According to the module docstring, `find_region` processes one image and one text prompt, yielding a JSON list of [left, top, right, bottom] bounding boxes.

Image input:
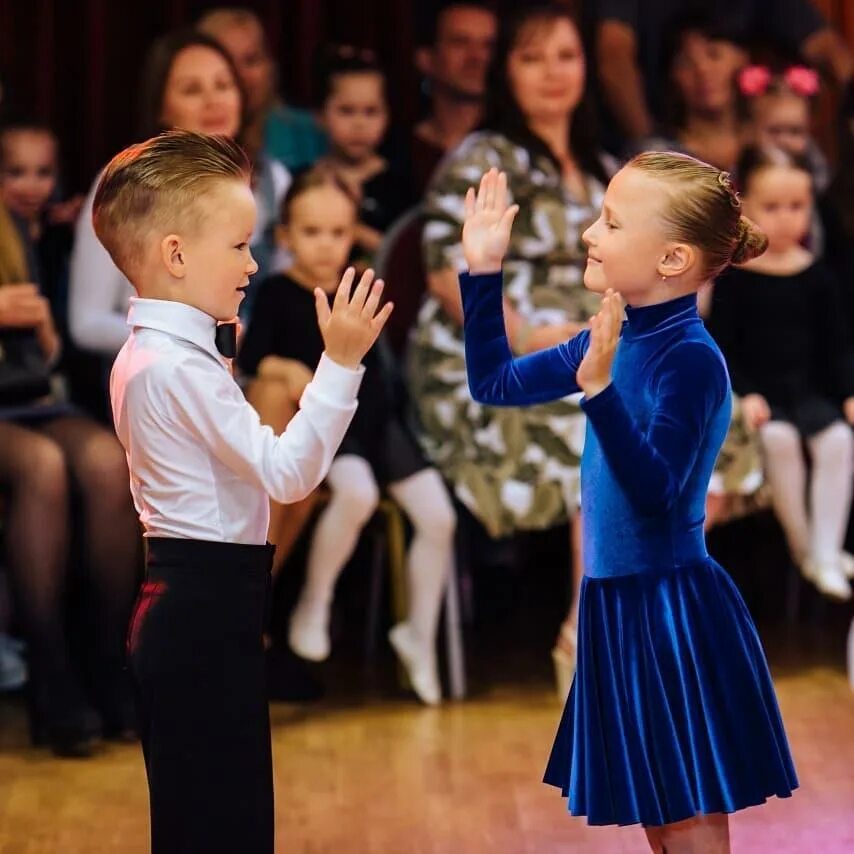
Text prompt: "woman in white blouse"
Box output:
[[69, 29, 289, 358]]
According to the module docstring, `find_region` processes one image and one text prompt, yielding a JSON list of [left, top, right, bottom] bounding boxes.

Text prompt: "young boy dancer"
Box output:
[[96, 130, 392, 853]]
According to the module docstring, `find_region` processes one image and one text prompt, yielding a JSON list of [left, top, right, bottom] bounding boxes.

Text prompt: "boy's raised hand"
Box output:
[[315, 267, 394, 370], [462, 168, 519, 274]]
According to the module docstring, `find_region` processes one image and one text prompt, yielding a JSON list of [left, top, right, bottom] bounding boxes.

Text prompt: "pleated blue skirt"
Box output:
[[543, 558, 798, 827]]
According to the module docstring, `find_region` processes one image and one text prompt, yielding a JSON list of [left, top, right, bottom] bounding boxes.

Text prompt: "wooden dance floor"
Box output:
[[1, 660, 853, 852]]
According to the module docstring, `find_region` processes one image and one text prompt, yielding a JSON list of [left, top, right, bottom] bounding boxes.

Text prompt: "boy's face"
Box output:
[[0, 130, 58, 221], [321, 73, 388, 163], [171, 179, 258, 320], [283, 185, 356, 289]]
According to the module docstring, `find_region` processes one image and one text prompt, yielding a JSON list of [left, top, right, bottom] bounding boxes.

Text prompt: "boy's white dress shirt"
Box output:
[[111, 297, 363, 544]]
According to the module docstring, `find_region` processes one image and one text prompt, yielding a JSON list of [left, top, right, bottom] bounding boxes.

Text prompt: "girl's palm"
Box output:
[[462, 169, 519, 273]]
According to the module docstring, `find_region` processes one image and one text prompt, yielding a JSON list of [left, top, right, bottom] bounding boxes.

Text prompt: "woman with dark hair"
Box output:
[[409, 2, 614, 694], [658, 17, 748, 170], [68, 29, 288, 366]]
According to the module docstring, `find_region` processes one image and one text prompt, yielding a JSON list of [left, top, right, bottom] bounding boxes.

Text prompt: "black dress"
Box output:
[[237, 272, 425, 484], [707, 261, 854, 437]]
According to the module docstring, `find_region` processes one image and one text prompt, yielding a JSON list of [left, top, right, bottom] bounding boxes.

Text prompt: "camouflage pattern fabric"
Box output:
[[408, 132, 606, 538]]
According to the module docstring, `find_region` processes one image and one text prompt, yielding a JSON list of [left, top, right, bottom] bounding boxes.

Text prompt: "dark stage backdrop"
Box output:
[[0, 0, 431, 192], [0, 0, 852, 193]]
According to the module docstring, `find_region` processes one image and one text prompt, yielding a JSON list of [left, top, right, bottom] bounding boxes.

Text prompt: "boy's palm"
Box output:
[[315, 268, 394, 369]]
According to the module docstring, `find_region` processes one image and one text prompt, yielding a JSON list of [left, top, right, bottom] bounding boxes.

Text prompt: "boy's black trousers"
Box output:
[[128, 537, 275, 854]]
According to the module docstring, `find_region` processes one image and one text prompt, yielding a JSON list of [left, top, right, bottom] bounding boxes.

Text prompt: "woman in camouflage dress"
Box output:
[[408, 4, 612, 693]]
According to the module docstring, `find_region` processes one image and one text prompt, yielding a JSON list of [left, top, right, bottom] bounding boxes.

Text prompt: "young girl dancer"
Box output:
[[458, 162, 797, 852]]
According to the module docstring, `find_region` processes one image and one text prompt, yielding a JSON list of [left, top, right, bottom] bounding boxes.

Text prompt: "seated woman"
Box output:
[[0, 199, 140, 758]]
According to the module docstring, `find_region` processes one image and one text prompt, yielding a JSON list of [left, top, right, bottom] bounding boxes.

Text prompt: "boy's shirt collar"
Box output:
[[127, 297, 225, 365]]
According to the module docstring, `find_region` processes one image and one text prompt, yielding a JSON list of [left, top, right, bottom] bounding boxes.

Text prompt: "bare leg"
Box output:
[[246, 377, 318, 577], [645, 814, 731, 853]]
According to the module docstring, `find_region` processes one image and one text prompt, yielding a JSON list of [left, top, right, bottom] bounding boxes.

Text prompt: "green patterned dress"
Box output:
[[408, 132, 607, 538]]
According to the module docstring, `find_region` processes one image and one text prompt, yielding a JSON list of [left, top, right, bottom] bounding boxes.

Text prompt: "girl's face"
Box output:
[[0, 130, 58, 221], [506, 17, 585, 125], [671, 31, 745, 116], [582, 167, 681, 302], [283, 184, 357, 287], [750, 92, 811, 156], [321, 73, 388, 164], [741, 165, 812, 252], [160, 45, 242, 138]]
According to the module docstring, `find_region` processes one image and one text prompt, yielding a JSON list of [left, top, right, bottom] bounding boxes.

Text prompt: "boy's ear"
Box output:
[[275, 224, 290, 249], [161, 234, 187, 279]]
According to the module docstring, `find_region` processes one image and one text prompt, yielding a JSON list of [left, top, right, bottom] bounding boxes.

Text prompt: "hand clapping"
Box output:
[[576, 289, 623, 398], [315, 267, 394, 370]]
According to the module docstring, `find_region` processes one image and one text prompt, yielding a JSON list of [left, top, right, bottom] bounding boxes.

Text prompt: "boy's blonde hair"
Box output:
[[628, 151, 768, 279], [92, 130, 250, 279]]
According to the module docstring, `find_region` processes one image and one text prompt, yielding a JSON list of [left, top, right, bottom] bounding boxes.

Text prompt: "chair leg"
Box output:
[[444, 557, 467, 700], [364, 523, 386, 673], [454, 521, 475, 625], [784, 560, 801, 627]]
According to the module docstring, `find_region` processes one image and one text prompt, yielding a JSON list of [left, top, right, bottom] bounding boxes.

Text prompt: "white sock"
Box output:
[[807, 421, 853, 565], [759, 421, 810, 564], [388, 468, 456, 649], [299, 455, 379, 612]]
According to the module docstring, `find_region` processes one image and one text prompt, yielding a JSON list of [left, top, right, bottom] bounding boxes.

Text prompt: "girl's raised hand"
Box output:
[[461, 168, 519, 274]]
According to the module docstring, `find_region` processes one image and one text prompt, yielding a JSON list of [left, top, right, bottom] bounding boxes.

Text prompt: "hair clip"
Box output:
[[717, 171, 742, 209], [738, 65, 772, 97], [784, 66, 819, 97]]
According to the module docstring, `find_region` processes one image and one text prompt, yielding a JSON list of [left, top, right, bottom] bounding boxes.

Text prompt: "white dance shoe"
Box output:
[[288, 603, 331, 662], [389, 622, 441, 706], [802, 557, 852, 601]]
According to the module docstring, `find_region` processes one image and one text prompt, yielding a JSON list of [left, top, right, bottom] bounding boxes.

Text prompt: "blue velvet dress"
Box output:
[[460, 272, 797, 827]]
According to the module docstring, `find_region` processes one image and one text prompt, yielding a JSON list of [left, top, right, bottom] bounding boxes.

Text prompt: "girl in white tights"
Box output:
[[709, 146, 854, 599], [238, 168, 455, 704]]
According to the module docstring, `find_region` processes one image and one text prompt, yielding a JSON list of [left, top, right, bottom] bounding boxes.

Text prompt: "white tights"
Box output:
[[298, 456, 455, 647], [759, 420, 853, 566]]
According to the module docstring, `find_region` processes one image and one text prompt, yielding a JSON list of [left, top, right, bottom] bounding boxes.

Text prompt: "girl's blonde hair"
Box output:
[[628, 151, 767, 278]]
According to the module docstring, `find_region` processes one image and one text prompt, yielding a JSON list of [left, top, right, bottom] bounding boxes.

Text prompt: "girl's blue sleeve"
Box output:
[[460, 271, 588, 406]]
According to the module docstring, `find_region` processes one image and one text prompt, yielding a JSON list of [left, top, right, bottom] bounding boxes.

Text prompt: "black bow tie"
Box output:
[[214, 323, 238, 358]]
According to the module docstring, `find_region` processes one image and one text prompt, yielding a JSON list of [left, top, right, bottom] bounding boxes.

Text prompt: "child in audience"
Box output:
[[0, 121, 104, 414], [312, 45, 415, 268], [239, 168, 454, 705], [708, 145, 854, 600], [738, 64, 828, 253]]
